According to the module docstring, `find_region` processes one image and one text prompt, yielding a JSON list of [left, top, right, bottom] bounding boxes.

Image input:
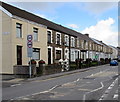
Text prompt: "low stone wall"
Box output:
[[13, 65, 36, 78], [44, 64, 61, 75], [13, 64, 62, 78]]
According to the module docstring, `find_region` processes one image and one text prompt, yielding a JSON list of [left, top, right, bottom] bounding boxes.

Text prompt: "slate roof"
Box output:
[[1, 2, 82, 38], [0, 2, 107, 43]]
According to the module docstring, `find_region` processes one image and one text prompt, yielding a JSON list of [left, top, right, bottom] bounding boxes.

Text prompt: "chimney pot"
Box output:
[[85, 34, 89, 37]]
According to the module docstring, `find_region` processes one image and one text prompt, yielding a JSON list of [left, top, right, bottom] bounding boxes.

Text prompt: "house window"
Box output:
[[16, 23, 22, 38], [89, 43, 92, 50], [47, 31, 52, 43], [56, 33, 61, 45], [96, 45, 98, 50], [33, 48, 40, 60], [64, 35, 69, 46], [81, 41, 84, 49], [71, 37, 75, 47], [86, 42, 88, 49], [77, 38, 79, 48], [100, 46, 102, 51], [71, 50, 75, 61], [56, 50, 61, 60], [33, 27, 38, 41]]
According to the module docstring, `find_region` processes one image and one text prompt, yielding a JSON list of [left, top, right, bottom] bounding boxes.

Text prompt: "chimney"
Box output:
[[100, 41, 102, 43], [85, 34, 89, 37]]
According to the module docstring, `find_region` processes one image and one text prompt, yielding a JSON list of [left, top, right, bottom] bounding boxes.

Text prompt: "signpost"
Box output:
[[27, 35, 33, 78]]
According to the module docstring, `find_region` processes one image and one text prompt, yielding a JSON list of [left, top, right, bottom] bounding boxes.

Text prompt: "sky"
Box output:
[[3, 1, 119, 47]]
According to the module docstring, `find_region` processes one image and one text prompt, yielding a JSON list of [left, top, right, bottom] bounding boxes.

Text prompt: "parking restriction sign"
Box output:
[[27, 41, 32, 48], [27, 35, 33, 57], [27, 35, 33, 41]]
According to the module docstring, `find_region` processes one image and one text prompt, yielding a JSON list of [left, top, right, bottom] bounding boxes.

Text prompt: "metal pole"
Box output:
[[29, 57, 32, 78]]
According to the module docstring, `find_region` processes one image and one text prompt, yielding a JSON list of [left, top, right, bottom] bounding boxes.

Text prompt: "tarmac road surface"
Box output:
[[2, 64, 119, 101]]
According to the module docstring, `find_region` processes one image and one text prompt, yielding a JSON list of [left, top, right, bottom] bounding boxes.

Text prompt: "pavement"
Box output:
[[2, 64, 107, 83]]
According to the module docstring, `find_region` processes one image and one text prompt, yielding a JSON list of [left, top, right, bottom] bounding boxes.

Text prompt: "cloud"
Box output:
[[67, 24, 79, 29], [74, 2, 117, 15], [84, 2, 116, 14], [81, 18, 118, 47], [9, 2, 64, 13]]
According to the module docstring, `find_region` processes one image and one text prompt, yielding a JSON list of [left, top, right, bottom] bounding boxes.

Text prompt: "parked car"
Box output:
[[110, 60, 118, 66]]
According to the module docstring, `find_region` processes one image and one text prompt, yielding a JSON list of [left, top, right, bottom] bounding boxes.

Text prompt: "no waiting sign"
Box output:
[[27, 35, 33, 41], [27, 35, 33, 57]]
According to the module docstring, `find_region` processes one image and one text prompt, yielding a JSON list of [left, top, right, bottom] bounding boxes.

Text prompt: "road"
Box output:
[[2, 64, 119, 101]]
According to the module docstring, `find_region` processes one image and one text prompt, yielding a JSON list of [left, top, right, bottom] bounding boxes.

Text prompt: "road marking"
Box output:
[[108, 87, 112, 89], [11, 84, 21, 87], [62, 78, 80, 87], [83, 81, 104, 101], [33, 65, 108, 83], [99, 77, 118, 101], [113, 94, 118, 99], [10, 85, 60, 100], [86, 82, 91, 83], [78, 88, 91, 91]]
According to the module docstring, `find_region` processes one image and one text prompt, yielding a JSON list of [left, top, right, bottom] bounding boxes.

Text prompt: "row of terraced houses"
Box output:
[[1, 2, 113, 74]]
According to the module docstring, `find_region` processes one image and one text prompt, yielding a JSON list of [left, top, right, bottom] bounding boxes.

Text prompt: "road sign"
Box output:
[[27, 41, 33, 48], [27, 35, 33, 78], [27, 35, 33, 41], [27, 35, 33, 57]]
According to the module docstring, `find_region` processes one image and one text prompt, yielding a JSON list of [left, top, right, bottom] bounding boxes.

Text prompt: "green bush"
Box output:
[[70, 63, 77, 70], [90, 62, 98, 66]]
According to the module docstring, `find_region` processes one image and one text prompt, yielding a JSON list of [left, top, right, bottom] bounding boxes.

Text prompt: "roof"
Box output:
[[1, 2, 84, 37], [91, 38, 104, 45], [1, 2, 108, 43], [109, 45, 118, 50]]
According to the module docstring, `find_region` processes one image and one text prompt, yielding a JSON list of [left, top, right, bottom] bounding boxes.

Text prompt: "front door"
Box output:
[[48, 48, 51, 64], [17, 45, 22, 65]]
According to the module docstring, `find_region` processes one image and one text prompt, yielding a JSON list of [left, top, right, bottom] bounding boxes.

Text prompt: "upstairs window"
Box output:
[[33, 27, 38, 41], [16, 23, 22, 38], [77, 38, 80, 48], [71, 37, 75, 47], [85, 41, 88, 49], [89, 43, 92, 50], [56, 33, 61, 45], [64, 35, 69, 46], [81, 40, 84, 49], [47, 31, 52, 43]]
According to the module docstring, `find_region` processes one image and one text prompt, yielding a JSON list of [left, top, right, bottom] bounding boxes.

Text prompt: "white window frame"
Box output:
[[71, 36, 75, 47], [64, 35, 69, 46], [16, 23, 22, 38], [55, 47, 62, 60], [86, 41, 88, 49], [48, 46, 53, 64], [89, 42, 92, 50], [32, 48, 40, 60], [81, 40, 84, 49], [77, 38, 80, 48], [47, 29, 53, 43], [33, 27, 38, 41], [56, 32, 61, 45], [65, 48, 69, 59]]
